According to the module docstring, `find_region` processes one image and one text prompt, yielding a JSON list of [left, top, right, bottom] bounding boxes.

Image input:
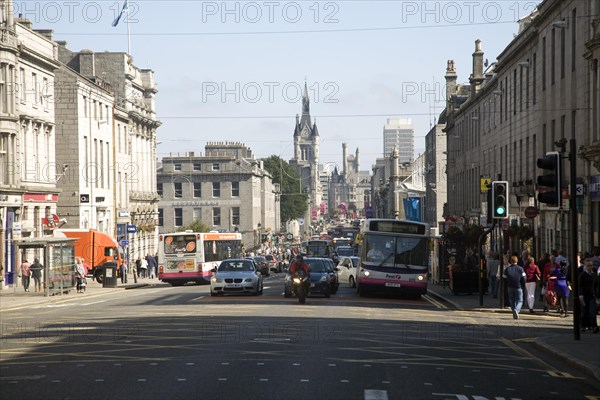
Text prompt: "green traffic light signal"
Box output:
[[491, 181, 509, 219]]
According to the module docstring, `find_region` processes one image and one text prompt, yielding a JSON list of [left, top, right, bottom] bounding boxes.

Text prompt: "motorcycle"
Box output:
[[292, 270, 309, 304]]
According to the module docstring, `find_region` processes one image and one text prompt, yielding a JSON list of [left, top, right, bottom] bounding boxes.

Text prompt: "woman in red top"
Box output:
[[543, 255, 559, 312], [523, 256, 541, 313]]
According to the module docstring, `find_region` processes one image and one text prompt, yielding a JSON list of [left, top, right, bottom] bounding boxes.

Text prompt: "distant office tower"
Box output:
[[383, 118, 414, 163]]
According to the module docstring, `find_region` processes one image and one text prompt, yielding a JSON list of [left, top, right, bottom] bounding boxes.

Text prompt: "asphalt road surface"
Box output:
[[2, 274, 599, 400]]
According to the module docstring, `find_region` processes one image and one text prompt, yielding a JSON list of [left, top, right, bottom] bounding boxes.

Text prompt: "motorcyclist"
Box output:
[[289, 254, 311, 296], [289, 254, 310, 276]]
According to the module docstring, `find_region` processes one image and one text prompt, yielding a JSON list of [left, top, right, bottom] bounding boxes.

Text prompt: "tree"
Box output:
[[261, 155, 308, 224], [176, 220, 211, 233]]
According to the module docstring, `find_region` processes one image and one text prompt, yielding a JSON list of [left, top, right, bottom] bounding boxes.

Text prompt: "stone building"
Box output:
[[55, 45, 161, 259], [157, 143, 280, 248], [424, 120, 447, 232], [443, 0, 600, 254], [328, 143, 370, 220], [0, 6, 60, 286]]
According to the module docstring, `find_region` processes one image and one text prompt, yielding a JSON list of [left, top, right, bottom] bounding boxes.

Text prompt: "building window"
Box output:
[[174, 182, 183, 198], [193, 163, 201, 171], [193, 208, 202, 221], [193, 182, 201, 198], [158, 209, 164, 226], [232, 181, 239, 197], [212, 163, 220, 171], [212, 182, 220, 197], [551, 28, 556, 85], [157, 182, 163, 197], [213, 207, 221, 226], [174, 163, 182, 171], [232, 207, 240, 226], [174, 208, 183, 227], [542, 36, 546, 91]]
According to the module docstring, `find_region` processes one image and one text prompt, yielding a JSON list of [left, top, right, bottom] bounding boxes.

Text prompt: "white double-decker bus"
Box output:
[[357, 219, 430, 298], [158, 231, 242, 286]]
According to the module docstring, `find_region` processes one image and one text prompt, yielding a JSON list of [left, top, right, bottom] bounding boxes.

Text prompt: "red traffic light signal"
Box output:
[[536, 151, 561, 208]]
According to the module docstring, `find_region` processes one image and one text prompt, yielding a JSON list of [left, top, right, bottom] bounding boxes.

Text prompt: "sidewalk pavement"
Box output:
[[428, 282, 600, 382], [0, 276, 151, 311], [1, 277, 598, 381]]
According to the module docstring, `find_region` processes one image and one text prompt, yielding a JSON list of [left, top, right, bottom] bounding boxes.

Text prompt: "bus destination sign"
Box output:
[[369, 220, 426, 235]]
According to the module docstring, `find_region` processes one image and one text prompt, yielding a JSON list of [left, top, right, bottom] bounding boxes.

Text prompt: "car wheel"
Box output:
[[210, 290, 217, 296], [349, 276, 356, 288]]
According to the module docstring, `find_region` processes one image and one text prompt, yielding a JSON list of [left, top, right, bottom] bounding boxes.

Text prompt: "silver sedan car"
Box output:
[[210, 259, 263, 296]]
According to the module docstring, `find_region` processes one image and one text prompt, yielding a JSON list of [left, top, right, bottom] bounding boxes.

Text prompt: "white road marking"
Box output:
[[186, 363, 195, 366], [364, 389, 389, 400], [138, 379, 146, 382], [113, 363, 121, 366], [218, 378, 227, 381], [257, 363, 264, 366], [381, 381, 390, 384], [95, 379, 104, 382], [149, 363, 158, 366], [329, 364, 336, 367], [190, 296, 204, 301], [364, 364, 372, 367], [52, 380, 61, 383], [177, 378, 186, 382], [293, 363, 301, 366], [424, 383, 433, 386], [0, 375, 46, 381], [300, 379, 309, 382], [38, 365, 47, 368], [341, 380, 349, 383], [221, 362, 229, 365], [260, 379, 268, 382]]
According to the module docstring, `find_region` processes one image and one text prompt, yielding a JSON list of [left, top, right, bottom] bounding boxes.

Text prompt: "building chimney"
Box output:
[[445, 60, 457, 112], [470, 39, 484, 97]]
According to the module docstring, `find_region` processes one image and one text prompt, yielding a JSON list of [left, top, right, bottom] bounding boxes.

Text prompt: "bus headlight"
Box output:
[[417, 274, 425, 281], [363, 270, 370, 277]]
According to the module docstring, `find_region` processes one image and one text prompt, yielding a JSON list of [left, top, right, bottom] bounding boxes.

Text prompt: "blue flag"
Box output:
[[112, 0, 129, 27]]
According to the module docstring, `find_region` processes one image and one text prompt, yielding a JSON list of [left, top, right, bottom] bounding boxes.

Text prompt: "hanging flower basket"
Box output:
[[518, 225, 534, 241], [443, 226, 464, 244]]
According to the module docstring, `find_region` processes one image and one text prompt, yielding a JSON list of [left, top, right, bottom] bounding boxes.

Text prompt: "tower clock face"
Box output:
[[302, 127, 308, 136]]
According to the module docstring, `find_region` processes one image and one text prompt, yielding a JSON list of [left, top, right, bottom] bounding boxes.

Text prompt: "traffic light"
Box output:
[[536, 151, 561, 208], [491, 181, 509, 219]]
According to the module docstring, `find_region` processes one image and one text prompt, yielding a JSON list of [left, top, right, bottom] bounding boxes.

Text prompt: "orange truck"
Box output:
[[55, 229, 124, 283]]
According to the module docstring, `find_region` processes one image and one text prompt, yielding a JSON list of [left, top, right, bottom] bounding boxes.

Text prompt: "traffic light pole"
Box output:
[[478, 219, 497, 307], [569, 139, 580, 341]]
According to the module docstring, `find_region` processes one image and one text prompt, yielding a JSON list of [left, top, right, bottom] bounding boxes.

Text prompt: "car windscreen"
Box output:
[[306, 259, 327, 272], [218, 261, 254, 272]]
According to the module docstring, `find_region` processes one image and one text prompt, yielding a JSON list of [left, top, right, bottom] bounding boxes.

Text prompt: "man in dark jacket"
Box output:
[[579, 257, 599, 333], [503, 255, 526, 319]]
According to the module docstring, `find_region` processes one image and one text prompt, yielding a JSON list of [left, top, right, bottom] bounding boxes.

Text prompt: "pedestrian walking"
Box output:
[[30, 258, 43, 292], [487, 252, 500, 299], [523, 255, 541, 313], [20, 259, 31, 292], [579, 257, 599, 333], [553, 261, 571, 317], [75, 257, 87, 293], [120, 260, 128, 284], [503, 255, 526, 319], [140, 257, 148, 278], [146, 254, 157, 279]]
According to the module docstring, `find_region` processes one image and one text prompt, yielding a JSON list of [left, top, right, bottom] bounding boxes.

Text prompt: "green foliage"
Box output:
[[176, 220, 211, 233], [443, 226, 464, 244], [463, 224, 483, 248], [261, 155, 308, 224]]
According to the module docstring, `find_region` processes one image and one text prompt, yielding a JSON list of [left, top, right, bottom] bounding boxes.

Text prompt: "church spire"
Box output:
[[302, 81, 310, 115]]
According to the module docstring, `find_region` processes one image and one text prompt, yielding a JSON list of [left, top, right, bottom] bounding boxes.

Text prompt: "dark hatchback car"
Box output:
[[246, 256, 269, 276], [284, 257, 338, 298]]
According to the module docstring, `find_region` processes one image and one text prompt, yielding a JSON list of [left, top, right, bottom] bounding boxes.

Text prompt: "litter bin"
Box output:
[[102, 262, 118, 288]]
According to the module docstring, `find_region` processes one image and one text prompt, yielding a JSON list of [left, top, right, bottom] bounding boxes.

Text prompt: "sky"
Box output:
[[16, 0, 541, 170]]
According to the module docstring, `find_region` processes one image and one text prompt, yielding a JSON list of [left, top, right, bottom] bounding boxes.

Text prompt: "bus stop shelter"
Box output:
[[13, 237, 77, 297]]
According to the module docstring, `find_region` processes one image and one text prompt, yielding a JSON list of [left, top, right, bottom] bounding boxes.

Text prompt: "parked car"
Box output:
[[246, 256, 269, 276], [337, 256, 359, 288], [284, 257, 338, 298], [210, 259, 263, 296], [264, 254, 282, 273]]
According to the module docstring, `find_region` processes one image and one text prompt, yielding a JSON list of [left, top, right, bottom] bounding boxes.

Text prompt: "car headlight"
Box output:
[[319, 275, 327, 282], [212, 277, 222, 283], [244, 278, 254, 283]]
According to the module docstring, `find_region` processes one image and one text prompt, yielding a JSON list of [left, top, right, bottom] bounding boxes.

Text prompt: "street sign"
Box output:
[[298, 218, 304, 226], [576, 184, 584, 196], [127, 224, 137, 233], [286, 233, 293, 241], [80, 194, 90, 203], [524, 206, 539, 219], [480, 177, 491, 191], [120, 240, 129, 246]]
